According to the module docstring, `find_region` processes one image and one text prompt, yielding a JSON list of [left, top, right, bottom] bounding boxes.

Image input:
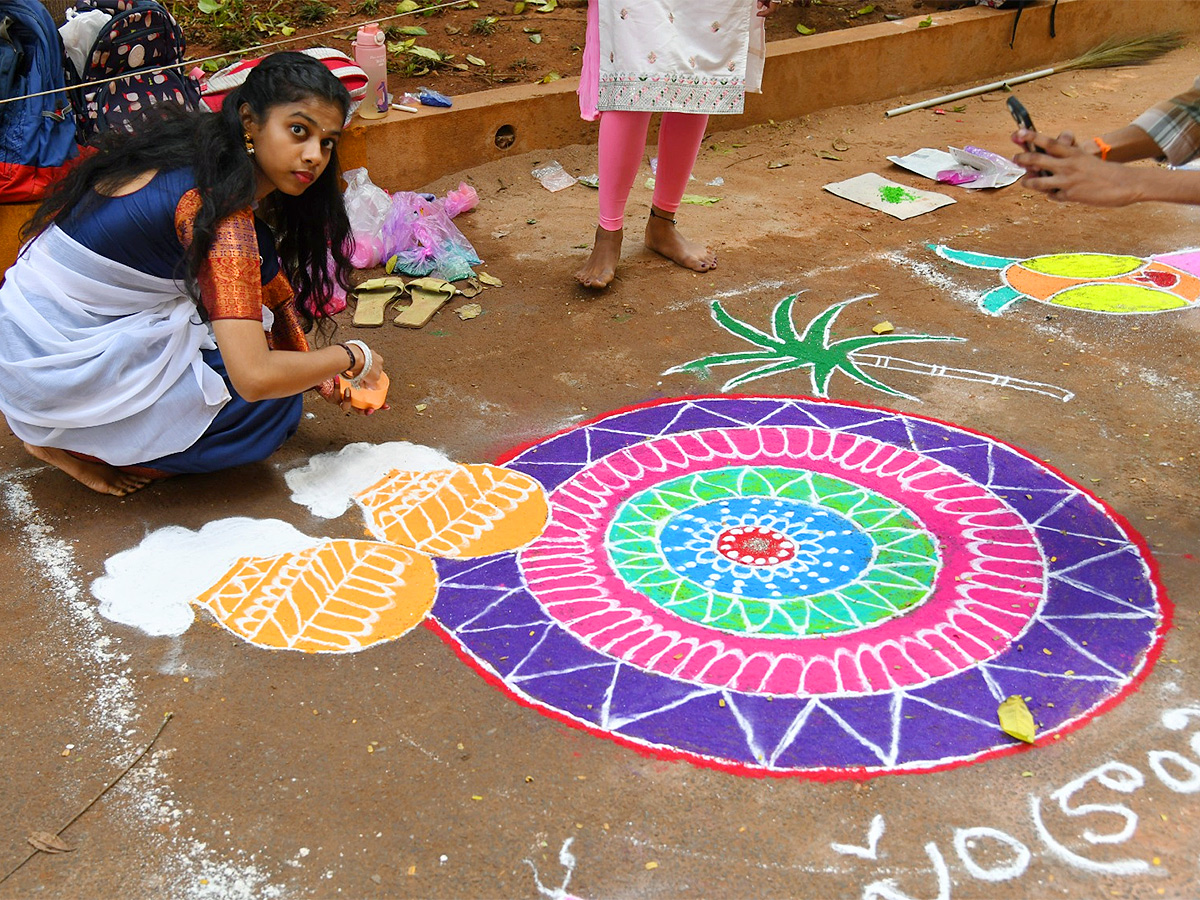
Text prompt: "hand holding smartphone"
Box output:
[[1007, 95, 1049, 176], [1007, 96, 1036, 150]]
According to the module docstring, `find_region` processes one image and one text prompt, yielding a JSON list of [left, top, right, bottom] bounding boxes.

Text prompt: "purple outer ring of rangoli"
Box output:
[[427, 396, 1170, 778]]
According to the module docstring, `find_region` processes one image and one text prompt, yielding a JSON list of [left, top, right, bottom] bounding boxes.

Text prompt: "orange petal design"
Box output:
[[355, 464, 548, 558], [194, 540, 437, 653]]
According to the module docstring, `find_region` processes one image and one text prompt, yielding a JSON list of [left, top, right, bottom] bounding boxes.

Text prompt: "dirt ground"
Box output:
[[179, 0, 938, 99], [3, 26, 1200, 900]]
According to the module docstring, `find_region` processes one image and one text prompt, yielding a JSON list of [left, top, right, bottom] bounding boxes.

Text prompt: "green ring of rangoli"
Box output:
[[605, 466, 940, 638]]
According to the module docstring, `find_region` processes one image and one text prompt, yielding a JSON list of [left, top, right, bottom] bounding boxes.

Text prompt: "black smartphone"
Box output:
[[1007, 96, 1036, 151]]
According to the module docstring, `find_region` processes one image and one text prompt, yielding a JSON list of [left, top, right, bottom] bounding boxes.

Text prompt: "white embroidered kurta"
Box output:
[[595, 1, 767, 115]]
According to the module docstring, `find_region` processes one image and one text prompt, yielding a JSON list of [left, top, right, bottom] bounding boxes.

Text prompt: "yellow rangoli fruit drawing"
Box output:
[[195, 539, 437, 652], [355, 464, 548, 558]]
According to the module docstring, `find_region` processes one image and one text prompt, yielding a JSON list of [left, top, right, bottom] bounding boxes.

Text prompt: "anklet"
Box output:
[[649, 208, 677, 225]]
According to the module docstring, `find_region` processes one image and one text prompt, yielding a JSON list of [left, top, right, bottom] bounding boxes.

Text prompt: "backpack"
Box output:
[[199, 47, 368, 115], [65, 0, 200, 141], [976, 0, 1060, 48], [0, 0, 79, 202]]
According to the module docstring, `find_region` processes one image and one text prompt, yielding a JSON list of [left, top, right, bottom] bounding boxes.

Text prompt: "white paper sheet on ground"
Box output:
[[92, 518, 323, 636], [887, 146, 1024, 189], [285, 440, 456, 518], [823, 173, 955, 220]]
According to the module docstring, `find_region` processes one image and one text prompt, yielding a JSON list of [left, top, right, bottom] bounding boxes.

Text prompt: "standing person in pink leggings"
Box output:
[[575, 0, 780, 289]]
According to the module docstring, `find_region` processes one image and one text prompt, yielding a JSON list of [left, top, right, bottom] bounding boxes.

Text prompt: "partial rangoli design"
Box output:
[[665, 294, 1072, 402], [935, 245, 1200, 315], [356, 464, 548, 557], [94, 464, 549, 654], [428, 397, 1168, 776], [196, 539, 437, 652]]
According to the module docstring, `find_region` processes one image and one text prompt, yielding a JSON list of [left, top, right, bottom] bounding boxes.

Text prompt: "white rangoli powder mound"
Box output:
[[285, 441, 456, 518], [92, 518, 321, 636]]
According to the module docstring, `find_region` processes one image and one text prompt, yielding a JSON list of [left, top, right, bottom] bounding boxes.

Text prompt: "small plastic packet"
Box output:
[[444, 181, 479, 217], [417, 87, 453, 108], [381, 191, 482, 283], [531, 161, 577, 192]]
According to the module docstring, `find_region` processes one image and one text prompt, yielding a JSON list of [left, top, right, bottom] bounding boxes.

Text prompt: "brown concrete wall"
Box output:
[[4, 0, 1199, 274]]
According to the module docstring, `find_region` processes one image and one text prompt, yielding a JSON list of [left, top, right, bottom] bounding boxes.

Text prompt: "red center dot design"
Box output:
[[716, 526, 794, 566]]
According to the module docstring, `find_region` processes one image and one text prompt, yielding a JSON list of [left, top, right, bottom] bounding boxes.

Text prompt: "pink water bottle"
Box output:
[[354, 23, 388, 119]]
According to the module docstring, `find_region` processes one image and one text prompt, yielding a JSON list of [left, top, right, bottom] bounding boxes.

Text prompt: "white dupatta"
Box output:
[[0, 226, 230, 465]]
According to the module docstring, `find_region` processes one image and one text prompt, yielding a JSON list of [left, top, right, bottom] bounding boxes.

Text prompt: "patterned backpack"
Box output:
[[975, 0, 1059, 47], [65, 0, 200, 141]]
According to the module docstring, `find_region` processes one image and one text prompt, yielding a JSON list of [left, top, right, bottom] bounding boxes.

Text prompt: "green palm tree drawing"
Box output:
[[665, 293, 1073, 403]]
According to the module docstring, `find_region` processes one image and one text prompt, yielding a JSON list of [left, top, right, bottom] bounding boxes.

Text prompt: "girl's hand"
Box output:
[[756, 0, 781, 17], [359, 348, 385, 391], [325, 345, 389, 415]]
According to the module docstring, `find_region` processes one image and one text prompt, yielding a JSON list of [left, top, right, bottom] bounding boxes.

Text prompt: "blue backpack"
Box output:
[[66, 0, 200, 140], [0, 0, 79, 202]]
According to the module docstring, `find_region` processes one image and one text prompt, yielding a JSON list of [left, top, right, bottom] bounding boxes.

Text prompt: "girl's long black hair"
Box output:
[[23, 52, 353, 331]]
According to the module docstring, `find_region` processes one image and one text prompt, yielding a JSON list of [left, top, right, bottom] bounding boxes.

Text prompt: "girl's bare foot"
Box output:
[[645, 206, 717, 273], [23, 442, 153, 496], [575, 225, 623, 289]]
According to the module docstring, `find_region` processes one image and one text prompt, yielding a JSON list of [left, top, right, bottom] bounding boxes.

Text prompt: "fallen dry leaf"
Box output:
[[998, 695, 1037, 744], [27, 831, 73, 853]]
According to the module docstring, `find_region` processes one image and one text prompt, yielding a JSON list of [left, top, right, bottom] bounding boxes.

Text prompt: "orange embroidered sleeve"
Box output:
[[175, 191, 309, 353], [263, 272, 309, 352], [174, 191, 263, 322]]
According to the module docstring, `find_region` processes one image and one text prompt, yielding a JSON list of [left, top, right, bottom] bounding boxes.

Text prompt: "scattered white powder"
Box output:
[[3, 478, 286, 898]]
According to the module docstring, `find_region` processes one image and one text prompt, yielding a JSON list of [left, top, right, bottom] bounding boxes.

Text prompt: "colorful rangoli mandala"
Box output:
[[429, 397, 1169, 777]]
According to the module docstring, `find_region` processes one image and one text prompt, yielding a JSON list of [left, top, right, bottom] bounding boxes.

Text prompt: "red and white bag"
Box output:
[[199, 47, 368, 114]]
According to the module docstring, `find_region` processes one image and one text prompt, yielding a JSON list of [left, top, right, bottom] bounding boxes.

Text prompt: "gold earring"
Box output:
[[243, 130, 255, 156]]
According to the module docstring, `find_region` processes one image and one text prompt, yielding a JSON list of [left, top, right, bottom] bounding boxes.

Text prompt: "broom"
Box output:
[[884, 31, 1187, 118]]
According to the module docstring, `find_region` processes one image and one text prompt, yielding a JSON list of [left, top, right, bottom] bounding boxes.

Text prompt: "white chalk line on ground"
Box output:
[[1, 475, 286, 899]]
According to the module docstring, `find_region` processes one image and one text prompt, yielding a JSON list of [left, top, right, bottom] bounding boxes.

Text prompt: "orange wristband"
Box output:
[[1093, 136, 1113, 161]]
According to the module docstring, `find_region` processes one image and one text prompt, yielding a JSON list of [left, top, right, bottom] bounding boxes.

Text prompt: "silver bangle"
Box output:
[[343, 340, 373, 389]]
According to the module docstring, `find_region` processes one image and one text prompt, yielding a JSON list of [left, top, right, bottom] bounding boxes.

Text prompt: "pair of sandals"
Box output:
[[351, 276, 458, 329]]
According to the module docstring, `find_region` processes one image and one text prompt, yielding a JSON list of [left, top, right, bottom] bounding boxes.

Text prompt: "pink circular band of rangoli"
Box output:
[[517, 427, 1046, 697]]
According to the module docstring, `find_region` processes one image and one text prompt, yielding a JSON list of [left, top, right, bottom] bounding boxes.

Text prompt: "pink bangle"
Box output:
[[1093, 137, 1113, 161]]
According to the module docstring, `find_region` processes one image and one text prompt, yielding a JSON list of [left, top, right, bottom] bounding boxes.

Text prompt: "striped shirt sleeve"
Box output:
[[1131, 76, 1200, 166]]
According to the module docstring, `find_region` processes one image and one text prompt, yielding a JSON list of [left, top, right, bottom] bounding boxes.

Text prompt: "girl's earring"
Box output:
[[243, 130, 255, 156]]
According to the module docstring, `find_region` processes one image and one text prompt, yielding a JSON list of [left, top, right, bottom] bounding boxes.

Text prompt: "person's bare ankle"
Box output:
[[575, 225, 623, 289], [23, 442, 152, 496], [645, 208, 716, 273]]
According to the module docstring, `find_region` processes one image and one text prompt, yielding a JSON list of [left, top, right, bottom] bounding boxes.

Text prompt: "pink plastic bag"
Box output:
[[444, 181, 479, 218], [381, 191, 482, 282], [342, 167, 392, 269]]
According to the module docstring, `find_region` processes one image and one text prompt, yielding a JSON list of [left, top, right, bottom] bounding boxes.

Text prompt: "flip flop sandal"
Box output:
[[351, 277, 409, 327], [393, 277, 455, 328], [455, 277, 483, 299], [356, 276, 408, 293]]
